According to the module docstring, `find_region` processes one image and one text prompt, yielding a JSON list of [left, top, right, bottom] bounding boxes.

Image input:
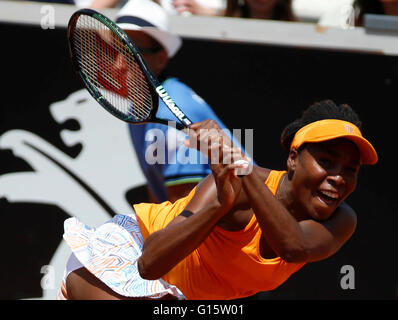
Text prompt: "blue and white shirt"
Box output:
[[129, 77, 248, 202]]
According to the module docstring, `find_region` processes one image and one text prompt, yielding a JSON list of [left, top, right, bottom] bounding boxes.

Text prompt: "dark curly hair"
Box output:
[[280, 100, 362, 151]]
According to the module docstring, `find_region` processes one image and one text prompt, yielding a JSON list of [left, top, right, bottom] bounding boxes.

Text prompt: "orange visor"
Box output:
[[290, 119, 378, 165]]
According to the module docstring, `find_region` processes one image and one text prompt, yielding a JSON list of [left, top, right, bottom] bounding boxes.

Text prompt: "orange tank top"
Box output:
[[134, 170, 305, 300]]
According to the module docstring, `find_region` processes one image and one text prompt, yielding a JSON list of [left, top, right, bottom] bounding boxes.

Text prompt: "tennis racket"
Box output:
[[67, 9, 192, 130]]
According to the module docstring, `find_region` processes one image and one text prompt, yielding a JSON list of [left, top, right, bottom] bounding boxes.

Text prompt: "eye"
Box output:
[[345, 166, 359, 174], [318, 157, 332, 168]]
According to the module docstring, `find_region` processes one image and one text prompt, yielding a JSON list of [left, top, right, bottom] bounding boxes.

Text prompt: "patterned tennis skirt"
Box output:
[[57, 213, 185, 300]]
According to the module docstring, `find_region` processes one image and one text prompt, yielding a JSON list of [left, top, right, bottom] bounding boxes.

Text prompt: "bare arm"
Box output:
[[137, 118, 358, 280], [183, 119, 357, 264], [241, 170, 357, 263], [138, 175, 223, 280], [138, 124, 245, 280]]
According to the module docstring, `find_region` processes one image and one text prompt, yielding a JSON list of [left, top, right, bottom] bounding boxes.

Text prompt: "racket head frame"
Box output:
[[67, 9, 190, 129]]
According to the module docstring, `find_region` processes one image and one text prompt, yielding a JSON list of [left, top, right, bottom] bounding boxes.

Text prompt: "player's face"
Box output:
[[289, 138, 360, 221]]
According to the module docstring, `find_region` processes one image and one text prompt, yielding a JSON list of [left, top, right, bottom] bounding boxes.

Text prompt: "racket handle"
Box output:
[[175, 122, 186, 130]]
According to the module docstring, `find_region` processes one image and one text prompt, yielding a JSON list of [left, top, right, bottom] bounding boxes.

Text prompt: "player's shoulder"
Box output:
[[335, 201, 357, 222], [253, 166, 272, 181]]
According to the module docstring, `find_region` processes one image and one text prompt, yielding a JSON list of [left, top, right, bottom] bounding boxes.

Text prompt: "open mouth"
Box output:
[[317, 190, 339, 206]]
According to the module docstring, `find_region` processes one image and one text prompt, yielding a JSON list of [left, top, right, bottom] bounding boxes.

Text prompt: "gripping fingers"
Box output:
[[232, 158, 252, 177]]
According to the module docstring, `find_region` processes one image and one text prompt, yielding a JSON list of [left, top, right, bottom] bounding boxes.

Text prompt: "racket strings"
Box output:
[[72, 15, 153, 121]]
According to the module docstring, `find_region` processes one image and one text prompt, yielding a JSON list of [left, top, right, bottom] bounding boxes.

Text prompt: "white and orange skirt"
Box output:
[[57, 213, 185, 300]]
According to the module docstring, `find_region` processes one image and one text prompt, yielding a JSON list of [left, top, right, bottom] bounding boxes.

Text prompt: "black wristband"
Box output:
[[179, 210, 194, 218]]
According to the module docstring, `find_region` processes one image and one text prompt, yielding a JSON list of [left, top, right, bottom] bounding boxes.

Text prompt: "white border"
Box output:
[[0, 1, 397, 56]]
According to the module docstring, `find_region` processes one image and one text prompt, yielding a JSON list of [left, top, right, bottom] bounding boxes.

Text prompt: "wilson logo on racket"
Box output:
[[156, 86, 192, 125]]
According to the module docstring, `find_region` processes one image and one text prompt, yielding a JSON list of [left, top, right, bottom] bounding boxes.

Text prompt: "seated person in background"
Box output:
[[116, 0, 249, 203], [157, 0, 296, 20], [155, 0, 225, 16], [224, 0, 296, 20]]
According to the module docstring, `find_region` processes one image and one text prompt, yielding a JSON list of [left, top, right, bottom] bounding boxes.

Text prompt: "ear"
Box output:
[[287, 148, 299, 179]]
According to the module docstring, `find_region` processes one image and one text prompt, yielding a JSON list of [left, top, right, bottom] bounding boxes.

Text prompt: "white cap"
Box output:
[[116, 0, 182, 58]]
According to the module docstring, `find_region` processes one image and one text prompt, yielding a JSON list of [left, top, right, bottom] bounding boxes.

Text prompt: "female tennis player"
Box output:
[[59, 100, 377, 300]]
